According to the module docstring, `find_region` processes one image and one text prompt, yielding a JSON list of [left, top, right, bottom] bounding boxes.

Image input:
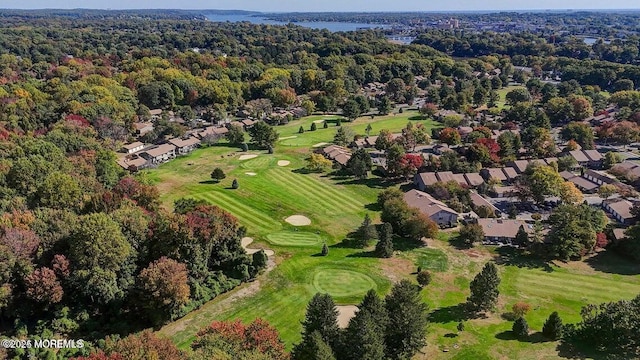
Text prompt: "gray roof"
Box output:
[[583, 150, 603, 162], [464, 173, 485, 187]]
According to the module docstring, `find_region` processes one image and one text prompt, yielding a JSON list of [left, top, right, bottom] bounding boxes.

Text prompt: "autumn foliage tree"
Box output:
[[24, 267, 63, 305], [136, 257, 190, 325], [439, 127, 461, 145], [192, 319, 289, 360]]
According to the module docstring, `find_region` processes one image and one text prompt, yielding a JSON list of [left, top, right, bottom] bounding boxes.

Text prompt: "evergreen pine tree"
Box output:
[[375, 223, 394, 258], [231, 179, 239, 189], [384, 280, 429, 360], [467, 262, 501, 313], [356, 214, 377, 247], [311, 122, 317, 131], [295, 293, 340, 350], [512, 317, 529, 339], [542, 311, 563, 340], [323, 121, 329, 129], [359, 289, 389, 330], [292, 330, 336, 360], [342, 309, 386, 360], [321, 243, 329, 256], [299, 126, 305, 134]]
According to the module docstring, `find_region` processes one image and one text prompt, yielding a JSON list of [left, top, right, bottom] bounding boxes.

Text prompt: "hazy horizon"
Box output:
[[2, 0, 639, 12]]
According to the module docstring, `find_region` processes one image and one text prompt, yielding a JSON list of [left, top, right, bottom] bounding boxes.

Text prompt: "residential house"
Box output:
[[501, 167, 519, 183], [567, 176, 599, 193], [583, 150, 604, 168], [612, 228, 628, 243], [117, 155, 148, 172], [567, 150, 590, 167], [414, 172, 439, 191], [121, 141, 144, 154], [140, 143, 176, 165], [507, 160, 530, 174], [436, 171, 456, 183], [134, 122, 154, 137], [334, 153, 351, 167], [452, 173, 469, 187], [583, 169, 616, 186], [403, 189, 459, 227], [168, 137, 201, 155], [470, 191, 501, 216], [480, 168, 508, 184], [602, 198, 636, 225], [149, 109, 163, 119], [477, 218, 528, 245], [464, 173, 485, 187], [197, 126, 229, 139]]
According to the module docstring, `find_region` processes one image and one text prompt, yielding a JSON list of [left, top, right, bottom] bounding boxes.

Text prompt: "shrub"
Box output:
[[416, 271, 432, 286], [299, 126, 305, 134], [323, 121, 328, 129], [512, 302, 531, 318], [542, 311, 563, 340], [231, 179, 239, 189], [310, 122, 317, 131], [457, 321, 465, 332], [321, 243, 329, 256], [240, 143, 249, 152], [512, 317, 529, 339]]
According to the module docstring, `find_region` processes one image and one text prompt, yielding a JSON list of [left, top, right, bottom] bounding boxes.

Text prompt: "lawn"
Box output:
[[151, 112, 640, 359], [495, 85, 526, 110]]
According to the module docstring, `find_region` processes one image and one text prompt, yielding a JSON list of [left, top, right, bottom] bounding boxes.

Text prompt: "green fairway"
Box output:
[[266, 231, 323, 246], [151, 112, 640, 359]]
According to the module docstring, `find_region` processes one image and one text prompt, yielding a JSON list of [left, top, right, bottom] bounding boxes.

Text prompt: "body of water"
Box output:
[[204, 14, 385, 32]]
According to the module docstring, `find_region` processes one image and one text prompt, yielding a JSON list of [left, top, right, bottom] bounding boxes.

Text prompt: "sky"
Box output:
[[1, 0, 639, 12]]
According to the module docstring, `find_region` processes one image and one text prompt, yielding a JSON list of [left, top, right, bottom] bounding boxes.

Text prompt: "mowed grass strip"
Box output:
[[312, 268, 378, 300], [265, 169, 362, 214], [270, 168, 364, 212], [266, 231, 322, 247], [193, 191, 281, 233], [513, 268, 640, 304], [240, 156, 274, 170]]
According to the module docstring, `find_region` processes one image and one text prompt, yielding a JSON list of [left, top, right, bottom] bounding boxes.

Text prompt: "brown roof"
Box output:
[[584, 170, 616, 184], [464, 173, 485, 187], [613, 228, 627, 241], [416, 172, 439, 187], [403, 189, 458, 218], [606, 199, 634, 221], [612, 161, 638, 172], [117, 156, 147, 169], [334, 153, 351, 166], [470, 192, 499, 211], [168, 137, 201, 148], [484, 168, 507, 181], [478, 219, 526, 239], [568, 177, 598, 191], [436, 171, 456, 183], [508, 160, 530, 174], [134, 122, 154, 130], [122, 141, 144, 150], [492, 186, 517, 196], [450, 173, 467, 186], [502, 167, 518, 181], [583, 150, 603, 162], [569, 150, 590, 163], [544, 157, 558, 165], [143, 143, 176, 158], [149, 109, 163, 116], [559, 171, 576, 181]]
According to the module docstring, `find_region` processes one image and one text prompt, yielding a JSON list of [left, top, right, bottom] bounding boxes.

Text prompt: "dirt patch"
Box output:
[[337, 305, 358, 328], [277, 160, 291, 167], [239, 154, 258, 160], [245, 172, 257, 176], [380, 257, 416, 283], [285, 215, 311, 226]]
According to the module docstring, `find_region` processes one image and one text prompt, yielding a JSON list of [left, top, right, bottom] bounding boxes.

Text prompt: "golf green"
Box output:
[[265, 231, 322, 246], [312, 268, 377, 298]]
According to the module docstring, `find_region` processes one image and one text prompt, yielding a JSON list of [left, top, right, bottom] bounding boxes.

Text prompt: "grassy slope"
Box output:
[[151, 110, 640, 359]]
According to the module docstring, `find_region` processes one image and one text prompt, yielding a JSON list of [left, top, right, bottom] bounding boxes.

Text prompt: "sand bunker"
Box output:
[[245, 172, 257, 176], [314, 119, 327, 123], [279, 136, 297, 140], [312, 142, 329, 148], [239, 154, 258, 160], [241, 237, 275, 256], [285, 215, 311, 226], [337, 305, 358, 328], [277, 160, 291, 167]]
